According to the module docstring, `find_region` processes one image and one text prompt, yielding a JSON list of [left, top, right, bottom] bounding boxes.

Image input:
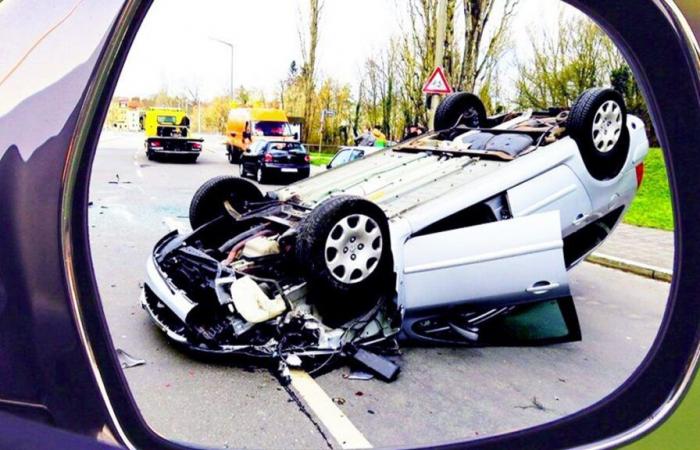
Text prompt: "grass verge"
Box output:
[[623, 148, 674, 231], [310, 152, 334, 167]]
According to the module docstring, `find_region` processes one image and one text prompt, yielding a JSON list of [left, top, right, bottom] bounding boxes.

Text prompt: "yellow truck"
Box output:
[[143, 107, 203, 163], [225, 107, 299, 164]]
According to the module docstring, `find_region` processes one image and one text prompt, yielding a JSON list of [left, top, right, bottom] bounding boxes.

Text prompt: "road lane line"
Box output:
[[161, 217, 370, 447], [290, 370, 372, 449]]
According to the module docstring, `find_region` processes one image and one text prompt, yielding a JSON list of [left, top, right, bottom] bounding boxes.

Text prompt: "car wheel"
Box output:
[[568, 88, 630, 181], [238, 162, 247, 177], [146, 150, 154, 161], [188, 154, 199, 164], [296, 196, 394, 320], [188, 176, 264, 229], [226, 145, 236, 164], [228, 147, 241, 164], [256, 167, 267, 184], [434, 92, 488, 130]]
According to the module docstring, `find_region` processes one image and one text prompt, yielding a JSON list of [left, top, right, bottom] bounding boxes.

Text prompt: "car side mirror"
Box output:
[[294, 132, 299, 140]]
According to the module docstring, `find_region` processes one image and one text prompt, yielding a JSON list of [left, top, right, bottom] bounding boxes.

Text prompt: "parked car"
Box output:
[[142, 88, 649, 376], [326, 146, 383, 169], [239, 140, 311, 184]]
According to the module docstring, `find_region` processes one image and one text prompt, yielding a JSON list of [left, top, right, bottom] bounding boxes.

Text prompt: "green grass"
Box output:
[[623, 148, 674, 231], [309, 152, 334, 167]]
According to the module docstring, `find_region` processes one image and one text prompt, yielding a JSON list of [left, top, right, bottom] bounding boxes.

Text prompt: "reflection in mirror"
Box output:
[[91, 0, 672, 447]]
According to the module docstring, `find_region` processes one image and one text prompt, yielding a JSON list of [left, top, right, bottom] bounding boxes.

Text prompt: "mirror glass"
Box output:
[[92, 0, 672, 447]]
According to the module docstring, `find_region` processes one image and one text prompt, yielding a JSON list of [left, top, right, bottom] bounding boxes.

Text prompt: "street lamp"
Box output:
[[210, 37, 234, 103]]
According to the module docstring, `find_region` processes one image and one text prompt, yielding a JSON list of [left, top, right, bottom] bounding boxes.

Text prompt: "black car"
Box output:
[[239, 140, 311, 184]]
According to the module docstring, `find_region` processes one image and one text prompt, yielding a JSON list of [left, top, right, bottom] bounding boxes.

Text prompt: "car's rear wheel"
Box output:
[[188, 176, 264, 229], [238, 162, 247, 178], [296, 196, 393, 320], [568, 88, 630, 180], [434, 92, 488, 130]]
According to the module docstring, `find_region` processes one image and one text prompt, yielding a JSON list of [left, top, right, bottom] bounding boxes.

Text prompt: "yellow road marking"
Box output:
[[290, 370, 372, 449]]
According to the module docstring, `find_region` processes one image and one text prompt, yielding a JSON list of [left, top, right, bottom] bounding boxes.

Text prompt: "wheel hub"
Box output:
[[324, 214, 382, 284], [592, 100, 623, 153]]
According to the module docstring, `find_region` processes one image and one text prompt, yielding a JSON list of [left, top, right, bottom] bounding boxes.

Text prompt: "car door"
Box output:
[[402, 211, 570, 312]]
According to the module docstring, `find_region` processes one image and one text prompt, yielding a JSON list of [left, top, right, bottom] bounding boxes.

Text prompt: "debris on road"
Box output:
[[116, 348, 146, 369]]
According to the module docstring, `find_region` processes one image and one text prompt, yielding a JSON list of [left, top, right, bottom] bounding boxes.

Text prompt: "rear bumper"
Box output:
[[263, 164, 310, 174], [150, 149, 200, 155]]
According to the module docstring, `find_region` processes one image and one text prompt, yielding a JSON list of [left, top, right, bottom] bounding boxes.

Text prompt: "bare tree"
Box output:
[[515, 16, 614, 109], [458, 0, 519, 92], [298, 0, 324, 142]]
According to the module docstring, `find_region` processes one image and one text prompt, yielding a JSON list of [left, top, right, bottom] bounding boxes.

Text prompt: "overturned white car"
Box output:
[[141, 88, 649, 380]]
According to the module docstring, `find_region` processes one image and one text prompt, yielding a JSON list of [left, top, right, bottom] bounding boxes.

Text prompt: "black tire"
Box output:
[[188, 176, 264, 230], [188, 154, 199, 164], [226, 144, 237, 164], [568, 88, 630, 181], [238, 162, 247, 178], [434, 92, 488, 130], [146, 150, 155, 161], [296, 196, 394, 320], [228, 146, 241, 164]]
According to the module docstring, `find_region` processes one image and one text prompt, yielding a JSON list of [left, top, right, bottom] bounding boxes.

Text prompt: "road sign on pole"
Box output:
[[423, 66, 453, 95]]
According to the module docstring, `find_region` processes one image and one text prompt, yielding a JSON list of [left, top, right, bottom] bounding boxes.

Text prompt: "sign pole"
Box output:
[[429, 0, 449, 130]]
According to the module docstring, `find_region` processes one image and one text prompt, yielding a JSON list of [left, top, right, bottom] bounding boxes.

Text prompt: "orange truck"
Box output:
[[225, 108, 299, 164]]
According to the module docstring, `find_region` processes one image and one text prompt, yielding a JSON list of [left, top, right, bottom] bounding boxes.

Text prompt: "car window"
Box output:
[[268, 142, 306, 153], [254, 121, 292, 137], [330, 149, 353, 168], [248, 141, 265, 155], [351, 150, 365, 161]]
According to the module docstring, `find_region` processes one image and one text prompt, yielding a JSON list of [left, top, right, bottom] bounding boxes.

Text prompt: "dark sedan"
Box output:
[[239, 140, 311, 184]]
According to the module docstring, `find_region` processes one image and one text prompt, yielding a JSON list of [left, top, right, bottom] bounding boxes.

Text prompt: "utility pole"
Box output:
[[429, 0, 448, 130], [210, 37, 234, 104]]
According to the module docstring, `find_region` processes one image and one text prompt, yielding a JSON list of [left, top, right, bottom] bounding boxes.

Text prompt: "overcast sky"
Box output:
[[114, 0, 588, 102]]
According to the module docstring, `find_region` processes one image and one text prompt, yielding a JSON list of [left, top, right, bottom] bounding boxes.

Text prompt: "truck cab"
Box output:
[[225, 107, 298, 164]]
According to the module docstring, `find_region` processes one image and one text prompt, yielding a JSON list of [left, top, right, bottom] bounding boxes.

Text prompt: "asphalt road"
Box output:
[[89, 131, 670, 449]]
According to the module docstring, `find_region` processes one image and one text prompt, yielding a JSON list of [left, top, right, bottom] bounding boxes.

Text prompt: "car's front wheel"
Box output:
[[227, 145, 240, 164], [188, 176, 264, 229], [296, 196, 394, 320], [568, 88, 630, 181]]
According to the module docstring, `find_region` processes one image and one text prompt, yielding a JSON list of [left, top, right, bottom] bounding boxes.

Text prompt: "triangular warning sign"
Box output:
[[422, 67, 453, 95]]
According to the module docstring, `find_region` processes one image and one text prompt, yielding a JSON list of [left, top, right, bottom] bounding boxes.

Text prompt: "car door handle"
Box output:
[[526, 282, 560, 295]]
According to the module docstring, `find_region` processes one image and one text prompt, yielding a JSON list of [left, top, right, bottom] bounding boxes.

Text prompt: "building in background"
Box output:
[[106, 97, 143, 131]]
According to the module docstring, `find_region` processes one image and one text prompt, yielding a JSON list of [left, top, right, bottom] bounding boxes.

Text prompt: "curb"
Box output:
[[587, 253, 673, 283]]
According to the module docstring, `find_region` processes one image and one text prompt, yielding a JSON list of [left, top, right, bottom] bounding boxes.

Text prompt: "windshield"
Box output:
[[267, 142, 306, 153], [254, 121, 292, 137], [157, 115, 177, 125]]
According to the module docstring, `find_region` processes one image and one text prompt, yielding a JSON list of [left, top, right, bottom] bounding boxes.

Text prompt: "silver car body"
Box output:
[[277, 114, 650, 313]]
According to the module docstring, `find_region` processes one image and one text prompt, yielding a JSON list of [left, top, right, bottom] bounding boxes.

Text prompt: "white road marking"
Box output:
[[161, 215, 370, 448], [290, 370, 372, 449]]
